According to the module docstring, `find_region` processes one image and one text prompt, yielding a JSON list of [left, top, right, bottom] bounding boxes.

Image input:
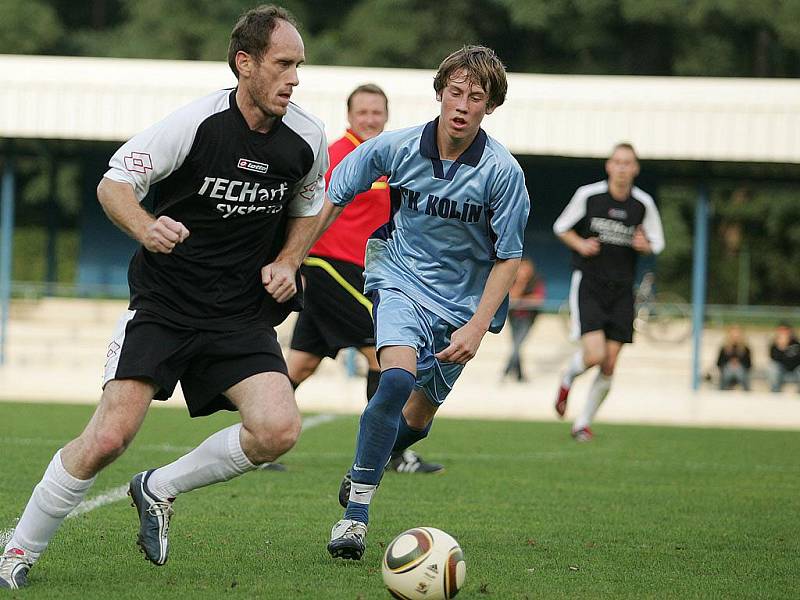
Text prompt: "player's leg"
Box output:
[[287, 299, 329, 389], [571, 284, 632, 440], [387, 318, 460, 476], [387, 389, 445, 474], [556, 271, 605, 417], [329, 344, 417, 560], [572, 339, 622, 440], [557, 330, 606, 417], [286, 350, 324, 388], [1, 379, 154, 588], [358, 345, 382, 401], [134, 371, 299, 565], [144, 371, 300, 497], [134, 325, 295, 564]]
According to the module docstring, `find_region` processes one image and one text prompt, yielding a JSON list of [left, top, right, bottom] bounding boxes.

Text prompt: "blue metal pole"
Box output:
[[691, 185, 709, 390], [0, 155, 16, 366]]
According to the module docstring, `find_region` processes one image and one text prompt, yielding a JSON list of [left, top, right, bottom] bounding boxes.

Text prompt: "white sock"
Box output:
[[349, 481, 377, 505], [573, 373, 612, 431], [5, 449, 95, 560], [562, 349, 587, 387], [147, 424, 255, 500]]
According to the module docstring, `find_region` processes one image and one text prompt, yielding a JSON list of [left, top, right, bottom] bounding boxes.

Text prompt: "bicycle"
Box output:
[[633, 272, 692, 343]]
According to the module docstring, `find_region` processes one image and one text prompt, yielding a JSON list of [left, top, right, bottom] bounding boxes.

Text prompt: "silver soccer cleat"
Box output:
[[0, 547, 34, 589], [327, 519, 367, 560]]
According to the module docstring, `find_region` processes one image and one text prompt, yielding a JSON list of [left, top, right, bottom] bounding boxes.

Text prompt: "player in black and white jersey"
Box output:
[[0, 6, 327, 588], [552, 143, 664, 442]]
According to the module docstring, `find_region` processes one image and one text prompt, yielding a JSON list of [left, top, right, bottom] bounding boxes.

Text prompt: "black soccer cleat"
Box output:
[[387, 449, 445, 474], [129, 470, 175, 566], [338, 472, 352, 508]]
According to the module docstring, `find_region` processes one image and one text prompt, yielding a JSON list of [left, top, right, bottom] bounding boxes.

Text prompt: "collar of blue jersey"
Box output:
[[419, 117, 487, 168]]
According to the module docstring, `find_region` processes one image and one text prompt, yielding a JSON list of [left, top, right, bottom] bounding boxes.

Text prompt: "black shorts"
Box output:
[[103, 309, 287, 417], [568, 271, 634, 343], [290, 256, 375, 359]]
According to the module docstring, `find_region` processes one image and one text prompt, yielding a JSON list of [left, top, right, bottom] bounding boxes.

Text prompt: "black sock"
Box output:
[[366, 369, 381, 402]]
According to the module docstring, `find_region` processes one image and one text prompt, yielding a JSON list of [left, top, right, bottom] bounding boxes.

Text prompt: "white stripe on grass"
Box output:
[[0, 413, 338, 548]]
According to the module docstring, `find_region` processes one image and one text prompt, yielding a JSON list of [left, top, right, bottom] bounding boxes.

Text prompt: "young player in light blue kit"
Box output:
[[312, 45, 531, 560]]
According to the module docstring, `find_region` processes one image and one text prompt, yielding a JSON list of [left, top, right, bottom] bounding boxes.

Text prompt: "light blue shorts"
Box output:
[[373, 288, 465, 405]]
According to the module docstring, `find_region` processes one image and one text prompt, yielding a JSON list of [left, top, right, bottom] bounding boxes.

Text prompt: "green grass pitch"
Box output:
[[0, 401, 797, 599]]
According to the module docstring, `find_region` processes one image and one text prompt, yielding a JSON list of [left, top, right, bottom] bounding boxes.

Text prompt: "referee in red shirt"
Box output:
[[287, 84, 444, 478]]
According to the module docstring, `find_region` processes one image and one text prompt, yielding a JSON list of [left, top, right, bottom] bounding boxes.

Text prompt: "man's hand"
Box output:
[[632, 226, 652, 254], [261, 260, 298, 303], [578, 237, 601, 257], [142, 216, 190, 253], [435, 321, 487, 365]]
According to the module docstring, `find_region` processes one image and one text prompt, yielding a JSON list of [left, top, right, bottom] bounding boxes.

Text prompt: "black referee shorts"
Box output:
[[103, 309, 287, 417], [568, 271, 635, 344], [290, 256, 375, 359]]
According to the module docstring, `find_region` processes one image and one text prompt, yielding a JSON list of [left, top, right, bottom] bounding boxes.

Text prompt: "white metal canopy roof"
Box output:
[[1, 54, 798, 163]]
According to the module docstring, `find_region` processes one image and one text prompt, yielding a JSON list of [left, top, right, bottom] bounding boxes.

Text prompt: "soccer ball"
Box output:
[[382, 527, 466, 599]]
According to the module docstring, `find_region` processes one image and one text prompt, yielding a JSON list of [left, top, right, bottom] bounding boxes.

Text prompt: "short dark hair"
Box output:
[[346, 84, 389, 113], [433, 45, 507, 109], [611, 142, 639, 161], [227, 5, 298, 79]]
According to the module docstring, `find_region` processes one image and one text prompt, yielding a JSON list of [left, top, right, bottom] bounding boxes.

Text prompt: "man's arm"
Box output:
[[436, 258, 520, 365], [97, 178, 189, 253], [557, 230, 600, 257], [261, 197, 346, 303]]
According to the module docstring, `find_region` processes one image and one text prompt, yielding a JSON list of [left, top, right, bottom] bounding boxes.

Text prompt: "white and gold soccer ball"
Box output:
[[381, 527, 466, 600]]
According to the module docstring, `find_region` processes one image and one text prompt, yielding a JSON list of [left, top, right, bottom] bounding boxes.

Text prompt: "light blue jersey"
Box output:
[[327, 118, 530, 332]]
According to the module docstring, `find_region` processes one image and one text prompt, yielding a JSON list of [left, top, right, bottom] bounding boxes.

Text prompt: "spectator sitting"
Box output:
[[716, 325, 751, 391], [768, 323, 800, 393]]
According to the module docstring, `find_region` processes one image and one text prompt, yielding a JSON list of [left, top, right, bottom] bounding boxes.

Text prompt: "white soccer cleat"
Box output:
[[327, 519, 367, 560], [571, 426, 594, 442], [0, 547, 34, 589]]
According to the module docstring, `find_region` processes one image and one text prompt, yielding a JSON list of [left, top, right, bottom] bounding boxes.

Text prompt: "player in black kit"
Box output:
[[0, 6, 328, 589], [552, 143, 664, 442]]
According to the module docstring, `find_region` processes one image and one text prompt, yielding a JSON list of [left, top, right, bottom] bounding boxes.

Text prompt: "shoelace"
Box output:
[[146, 501, 174, 534], [344, 523, 366, 539]]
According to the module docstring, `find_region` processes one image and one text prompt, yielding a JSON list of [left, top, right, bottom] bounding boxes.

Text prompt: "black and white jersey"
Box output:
[[105, 88, 328, 330], [553, 180, 664, 282]]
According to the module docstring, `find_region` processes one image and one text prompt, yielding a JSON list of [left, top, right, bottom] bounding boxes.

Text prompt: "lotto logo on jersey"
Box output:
[[238, 158, 270, 174], [124, 152, 153, 174]]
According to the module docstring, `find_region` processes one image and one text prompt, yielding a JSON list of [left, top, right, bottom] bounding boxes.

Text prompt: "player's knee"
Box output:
[[404, 414, 432, 431], [584, 348, 605, 367], [600, 362, 616, 377], [89, 428, 130, 462], [369, 368, 416, 412], [250, 414, 301, 459]]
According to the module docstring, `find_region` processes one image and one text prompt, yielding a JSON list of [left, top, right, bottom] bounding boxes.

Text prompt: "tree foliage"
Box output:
[[4, 0, 799, 77], [0, 0, 63, 54]]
